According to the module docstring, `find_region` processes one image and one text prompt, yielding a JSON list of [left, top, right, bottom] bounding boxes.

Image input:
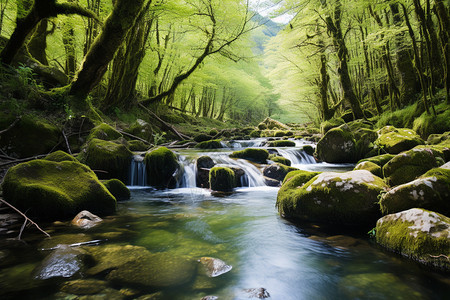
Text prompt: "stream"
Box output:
[[0, 139, 449, 299]]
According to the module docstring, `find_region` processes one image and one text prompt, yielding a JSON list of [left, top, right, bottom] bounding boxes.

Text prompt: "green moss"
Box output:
[[88, 123, 122, 141], [194, 133, 213, 143], [195, 139, 223, 149], [267, 140, 296, 147], [128, 140, 149, 151], [375, 102, 420, 128], [412, 103, 450, 138], [376, 209, 450, 270], [144, 147, 179, 189], [357, 154, 395, 167], [270, 155, 291, 166], [78, 138, 132, 181], [257, 123, 267, 130], [209, 128, 219, 136], [282, 170, 321, 185], [249, 130, 261, 137], [1, 160, 116, 220], [209, 167, 235, 192], [102, 179, 130, 201], [302, 145, 315, 156], [354, 161, 382, 178], [44, 150, 78, 162], [315, 127, 357, 163], [427, 131, 450, 145], [229, 148, 269, 164], [375, 126, 424, 154], [320, 118, 345, 134]]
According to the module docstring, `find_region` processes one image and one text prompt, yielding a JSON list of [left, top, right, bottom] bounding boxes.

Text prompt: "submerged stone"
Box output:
[[376, 208, 450, 270], [242, 288, 271, 299], [34, 245, 86, 280], [199, 257, 232, 277], [60, 279, 109, 295]]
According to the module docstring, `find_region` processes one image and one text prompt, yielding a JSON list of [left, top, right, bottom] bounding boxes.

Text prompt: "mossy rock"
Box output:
[[380, 167, 450, 216], [354, 161, 382, 178], [320, 118, 344, 134], [88, 123, 122, 142], [382, 147, 445, 186], [125, 119, 153, 142], [257, 123, 267, 130], [144, 147, 179, 189], [315, 127, 357, 163], [267, 140, 296, 147], [195, 139, 223, 149], [44, 150, 78, 162], [375, 126, 424, 154], [263, 163, 298, 182], [78, 138, 133, 182], [302, 145, 315, 156], [427, 131, 450, 145], [128, 140, 149, 152], [196, 156, 215, 188], [194, 133, 213, 143], [269, 156, 291, 166], [357, 154, 395, 168], [229, 148, 269, 164], [209, 129, 219, 136], [209, 167, 235, 192], [276, 170, 387, 227], [353, 128, 378, 159], [0, 114, 60, 158], [102, 179, 130, 201], [376, 208, 450, 271], [1, 160, 116, 220], [260, 117, 289, 130], [249, 130, 261, 138], [282, 170, 321, 185]]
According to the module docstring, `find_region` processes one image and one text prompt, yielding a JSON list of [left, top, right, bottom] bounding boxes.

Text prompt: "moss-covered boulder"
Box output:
[[375, 126, 424, 154], [44, 150, 78, 162], [263, 163, 298, 183], [260, 117, 289, 130], [380, 167, 450, 216], [353, 161, 382, 178], [354, 128, 378, 159], [229, 148, 269, 164], [209, 167, 235, 192], [282, 170, 321, 185], [382, 147, 445, 186], [78, 138, 133, 182], [0, 114, 60, 158], [125, 119, 153, 142], [427, 131, 450, 145], [144, 147, 179, 189], [266, 140, 296, 147], [356, 154, 395, 168], [269, 155, 291, 166], [194, 133, 213, 143], [196, 156, 215, 188], [1, 160, 116, 220], [277, 170, 387, 226], [375, 208, 449, 270], [88, 123, 122, 141], [102, 179, 130, 201], [302, 145, 315, 156], [250, 130, 261, 138], [195, 139, 223, 149], [315, 127, 357, 163], [128, 140, 149, 152], [320, 118, 345, 134]]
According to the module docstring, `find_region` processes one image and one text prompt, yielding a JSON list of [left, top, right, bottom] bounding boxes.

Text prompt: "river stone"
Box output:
[[60, 279, 109, 295], [209, 167, 235, 192], [71, 210, 102, 229], [106, 252, 197, 288], [356, 154, 395, 168], [263, 163, 298, 183], [380, 167, 450, 216], [242, 288, 271, 299], [102, 178, 130, 201], [282, 170, 321, 185], [145, 147, 180, 189], [376, 208, 450, 270], [34, 245, 86, 280], [382, 147, 445, 186], [44, 150, 78, 162], [201, 296, 218, 300], [229, 148, 269, 164], [339, 273, 422, 299], [353, 161, 382, 178], [264, 176, 280, 187], [277, 170, 387, 226], [315, 126, 357, 163], [375, 126, 424, 154], [196, 156, 215, 188], [269, 155, 291, 166], [199, 257, 232, 277], [1, 160, 116, 221], [88, 123, 123, 142]]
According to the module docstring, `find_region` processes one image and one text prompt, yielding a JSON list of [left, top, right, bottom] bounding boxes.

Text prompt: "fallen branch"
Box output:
[[61, 129, 72, 155], [0, 198, 50, 238], [138, 103, 191, 140], [0, 117, 20, 135], [429, 254, 449, 260], [0, 154, 47, 168], [117, 130, 152, 145]]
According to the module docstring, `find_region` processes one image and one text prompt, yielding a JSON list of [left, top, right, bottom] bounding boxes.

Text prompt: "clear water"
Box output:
[[1, 142, 449, 299]]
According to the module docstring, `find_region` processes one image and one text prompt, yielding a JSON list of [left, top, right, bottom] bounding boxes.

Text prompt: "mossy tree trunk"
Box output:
[[26, 19, 50, 65], [434, 0, 450, 104], [69, 0, 147, 106]]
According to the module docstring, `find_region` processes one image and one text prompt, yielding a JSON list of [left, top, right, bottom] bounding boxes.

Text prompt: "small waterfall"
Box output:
[[222, 139, 265, 148], [277, 148, 316, 165], [128, 155, 147, 186], [214, 154, 266, 187], [177, 156, 197, 188]]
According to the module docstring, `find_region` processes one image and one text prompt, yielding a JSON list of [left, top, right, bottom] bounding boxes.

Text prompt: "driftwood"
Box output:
[[117, 130, 152, 145], [0, 197, 50, 238], [138, 103, 191, 140]]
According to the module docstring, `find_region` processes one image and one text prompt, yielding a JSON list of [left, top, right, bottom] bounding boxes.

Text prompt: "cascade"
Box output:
[[128, 155, 147, 186], [277, 148, 316, 165], [177, 156, 197, 188]]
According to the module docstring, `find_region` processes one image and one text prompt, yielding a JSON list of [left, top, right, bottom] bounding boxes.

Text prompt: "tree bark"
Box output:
[[27, 19, 49, 65]]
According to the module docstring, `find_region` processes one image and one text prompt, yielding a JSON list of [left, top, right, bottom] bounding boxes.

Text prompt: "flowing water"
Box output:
[[0, 140, 449, 299]]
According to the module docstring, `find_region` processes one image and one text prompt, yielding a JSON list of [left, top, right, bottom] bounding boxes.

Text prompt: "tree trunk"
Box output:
[[434, 0, 450, 103], [69, 0, 147, 106], [27, 19, 49, 65]]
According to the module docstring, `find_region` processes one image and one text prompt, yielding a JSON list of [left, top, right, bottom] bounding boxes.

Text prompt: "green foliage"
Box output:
[[412, 103, 450, 138]]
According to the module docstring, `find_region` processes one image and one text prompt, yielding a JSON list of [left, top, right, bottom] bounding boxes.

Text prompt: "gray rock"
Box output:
[[71, 210, 102, 229], [199, 257, 232, 277], [35, 245, 86, 279]]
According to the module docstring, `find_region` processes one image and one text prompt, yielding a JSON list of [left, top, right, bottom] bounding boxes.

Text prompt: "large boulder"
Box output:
[[376, 208, 449, 270], [266, 140, 296, 147], [34, 245, 87, 280], [356, 154, 395, 168], [78, 138, 133, 181], [44, 150, 78, 162], [277, 170, 387, 226], [196, 156, 215, 188], [269, 155, 291, 166], [382, 147, 445, 186], [282, 170, 321, 185], [1, 160, 116, 220], [380, 167, 450, 216], [0, 114, 60, 158], [102, 179, 130, 201], [144, 147, 180, 189], [375, 126, 424, 154], [229, 148, 269, 164], [209, 167, 235, 192], [315, 127, 357, 163], [195, 139, 223, 149], [87, 123, 122, 141], [263, 163, 298, 183], [353, 161, 382, 178]]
